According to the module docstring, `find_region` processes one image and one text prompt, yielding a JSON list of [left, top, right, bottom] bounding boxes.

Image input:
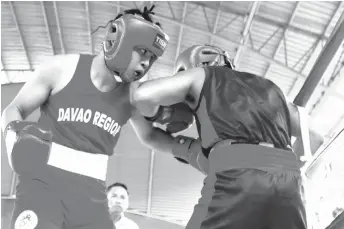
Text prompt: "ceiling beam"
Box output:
[[175, 2, 188, 61], [155, 17, 307, 80], [330, 1, 344, 37], [233, 1, 260, 68], [41, 1, 55, 55], [209, 2, 222, 45], [109, 2, 326, 85], [117, 2, 121, 14], [301, 1, 344, 76], [9, 2, 33, 70], [53, 1, 65, 54], [264, 2, 300, 78], [167, 1, 176, 20], [85, 1, 93, 54], [160, 19, 325, 87], [146, 150, 155, 215], [132, 1, 139, 9], [191, 1, 328, 40], [310, 48, 344, 116], [293, 18, 344, 107], [288, 1, 344, 100], [1, 59, 10, 83]]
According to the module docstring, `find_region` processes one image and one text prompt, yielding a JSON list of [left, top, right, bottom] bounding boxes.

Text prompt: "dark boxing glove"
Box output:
[[4, 121, 53, 176], [4, 121, 52, 142], [145, 103, 194, 134]]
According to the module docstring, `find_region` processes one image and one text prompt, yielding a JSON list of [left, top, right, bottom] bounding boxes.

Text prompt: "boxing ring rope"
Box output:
[[292, 13, 343, 165], [125, 210, 185, 226], [292, 16, 344, 228], [302, 127, 344, 229]]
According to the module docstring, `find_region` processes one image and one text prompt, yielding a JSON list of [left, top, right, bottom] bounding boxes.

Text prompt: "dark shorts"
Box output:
[[186, 144, 307, 229], [10, 165, 114, 229]]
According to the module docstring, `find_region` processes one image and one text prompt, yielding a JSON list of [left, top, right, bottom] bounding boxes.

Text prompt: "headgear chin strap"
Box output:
[[102, 14, 169, 81], [174, 44, 234, 73]]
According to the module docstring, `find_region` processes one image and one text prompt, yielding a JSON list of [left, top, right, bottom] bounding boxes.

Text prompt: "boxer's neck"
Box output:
[[90, 54, 121, 93]]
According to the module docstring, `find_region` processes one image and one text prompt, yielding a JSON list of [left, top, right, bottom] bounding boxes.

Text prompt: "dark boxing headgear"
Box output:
[[174, 44, 234, 73]]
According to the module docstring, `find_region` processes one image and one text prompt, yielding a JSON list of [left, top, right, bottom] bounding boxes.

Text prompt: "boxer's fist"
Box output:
[[145, 103, 194, 133], [4, 121, 52, 146], [4, 129, 17, 169], [166, 103, 195, 134], [4, 129, 17, 154], [4, 121, 53, 175], [4, 121, 35, 156]]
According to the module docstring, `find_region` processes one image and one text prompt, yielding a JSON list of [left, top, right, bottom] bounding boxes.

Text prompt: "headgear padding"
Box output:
[[174, 44, 234, 73], [103, 14, 169, 77]]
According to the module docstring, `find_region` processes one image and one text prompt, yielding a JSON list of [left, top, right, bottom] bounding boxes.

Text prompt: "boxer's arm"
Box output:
[[1, 56, 61, 167], [130, 109, 206, 173], [130, 112, 206, 173], [1, 57, 61, 132], [130, 109, 175, 155], [173, 136, 208, 175], [132, 67, 205, 107], [288, 102, 324, 156]]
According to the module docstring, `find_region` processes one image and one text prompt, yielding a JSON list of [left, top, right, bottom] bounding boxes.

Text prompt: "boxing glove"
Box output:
[[145, 102, 195, 134], [172, 135, 209, 175], [166, 103, 195, 134], [4, 121, 53, 176]]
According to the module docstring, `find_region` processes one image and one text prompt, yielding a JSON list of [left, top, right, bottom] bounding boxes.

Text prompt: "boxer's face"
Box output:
[[121, 48, 155, 82], [107, 186, 129, 214]]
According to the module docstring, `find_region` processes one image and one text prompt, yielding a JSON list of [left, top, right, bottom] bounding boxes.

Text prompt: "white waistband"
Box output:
[[47, 143, 109, 181]]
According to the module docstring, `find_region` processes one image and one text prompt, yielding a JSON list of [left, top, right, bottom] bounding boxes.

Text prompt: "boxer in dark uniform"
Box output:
[[1, 7, 179, 229], [132, 44, 324, 229]]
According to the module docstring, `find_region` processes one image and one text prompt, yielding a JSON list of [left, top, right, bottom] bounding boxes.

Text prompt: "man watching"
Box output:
[[107, 182, 139, 229]]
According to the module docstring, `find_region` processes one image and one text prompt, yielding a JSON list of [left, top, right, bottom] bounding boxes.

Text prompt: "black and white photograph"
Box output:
[[1, 1, 344, 229]]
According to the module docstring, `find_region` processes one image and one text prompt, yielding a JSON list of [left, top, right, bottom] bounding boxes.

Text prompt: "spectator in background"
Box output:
[[107, 182, 139, 229]]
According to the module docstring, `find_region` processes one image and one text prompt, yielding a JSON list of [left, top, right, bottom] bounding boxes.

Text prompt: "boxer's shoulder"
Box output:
[[49, 54, 80, 95]]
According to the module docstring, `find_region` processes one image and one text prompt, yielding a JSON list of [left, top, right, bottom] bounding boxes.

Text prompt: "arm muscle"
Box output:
[[2, 56, 61, 130]]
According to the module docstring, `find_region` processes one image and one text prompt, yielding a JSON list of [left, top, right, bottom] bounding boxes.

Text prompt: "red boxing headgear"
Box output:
[[103, 14, 169, 79]]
